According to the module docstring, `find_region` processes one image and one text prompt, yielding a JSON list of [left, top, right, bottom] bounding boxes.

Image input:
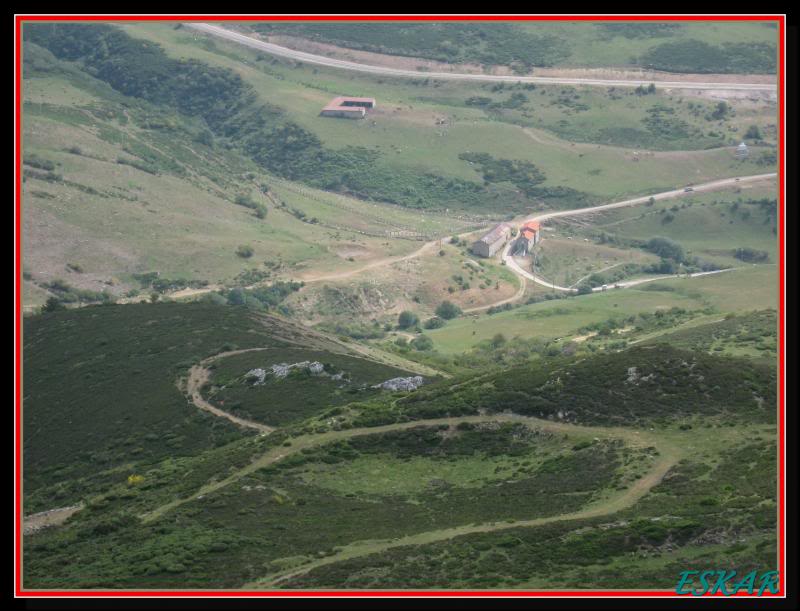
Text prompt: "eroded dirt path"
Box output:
[[23, 504, 84, 536], [240, 414, 680, 588], [139, 408, 680, 589], [183, 349, 275, 434], [296, 240, 438, 283]]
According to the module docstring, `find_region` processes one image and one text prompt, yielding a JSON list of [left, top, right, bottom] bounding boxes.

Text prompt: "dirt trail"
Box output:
[[183, 348, 275, 434], [140, 410, 679, 586], [23, 504, 84, 535], [233, 414, 680, 588], [297, 240, 438, 283]]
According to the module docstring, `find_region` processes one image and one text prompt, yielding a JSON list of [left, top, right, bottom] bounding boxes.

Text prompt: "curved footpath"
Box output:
[[186, 23, 776, 93], [183, 348, 276, 434], [138, 405, 679, 584], [135, 346, 683, 584], [250, 429, 677, 589]]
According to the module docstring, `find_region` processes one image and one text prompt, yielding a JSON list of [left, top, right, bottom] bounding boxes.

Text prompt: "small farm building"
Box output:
[[321, 96, 377, 119], [471, 223, 512, 258]]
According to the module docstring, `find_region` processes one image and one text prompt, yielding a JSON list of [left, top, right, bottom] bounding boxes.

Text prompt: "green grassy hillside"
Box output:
[[22, 301, 416, 513], [283, 434, 776, 589], [23, 308, 777, 589], [21, 23, 777, 308], [20, 20, 779, 593]]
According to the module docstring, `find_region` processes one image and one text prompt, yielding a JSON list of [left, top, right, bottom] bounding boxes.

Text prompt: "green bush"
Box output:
[[236, 245, 254, 259], [435, 301, 462, 320], [397, 311, 419, 330]]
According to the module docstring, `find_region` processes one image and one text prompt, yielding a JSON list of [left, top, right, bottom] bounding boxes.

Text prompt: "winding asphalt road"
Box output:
[[501, 172, 777, 292], [186, 23, 777, 93]]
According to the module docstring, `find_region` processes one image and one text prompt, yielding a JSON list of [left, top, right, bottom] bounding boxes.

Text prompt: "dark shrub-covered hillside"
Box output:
[[383, 345, 776, 427]]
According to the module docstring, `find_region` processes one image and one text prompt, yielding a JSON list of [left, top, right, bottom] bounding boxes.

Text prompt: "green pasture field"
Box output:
[[531, 237, 659, 288], [561, 183, 779, 268], [424, 287, 706, 353], [118, 23, 776, 191]]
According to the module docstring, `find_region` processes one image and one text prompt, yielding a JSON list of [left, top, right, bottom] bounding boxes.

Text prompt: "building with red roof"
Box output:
[[513, 220, 541, 255]]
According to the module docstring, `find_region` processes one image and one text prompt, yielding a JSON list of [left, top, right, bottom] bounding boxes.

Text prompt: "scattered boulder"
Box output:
[[245, 368, 267, 385], [249, 361, 341, 381], [373, 376, 425, 391]]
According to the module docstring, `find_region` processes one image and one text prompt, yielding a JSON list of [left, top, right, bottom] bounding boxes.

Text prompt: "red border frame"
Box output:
[[13, 13, 786, 599]]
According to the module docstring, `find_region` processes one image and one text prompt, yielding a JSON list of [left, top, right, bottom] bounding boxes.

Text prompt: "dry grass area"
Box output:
[[284, 242, 519, 327]]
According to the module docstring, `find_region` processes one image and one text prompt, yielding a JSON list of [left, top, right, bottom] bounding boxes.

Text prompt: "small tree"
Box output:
[[491, 333, 507, 348], [435, 300, 462, 320], [411, 335, 433, 351], [41, 296, 65, 313], [236, 245, 254, 259], [397, 310, 419, 329], [423, 317, 446, 329], [227, 288, 246, 306], [745, 125, 762, 140]]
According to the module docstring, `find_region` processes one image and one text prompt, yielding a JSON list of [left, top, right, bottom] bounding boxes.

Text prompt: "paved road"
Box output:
[[501, 172, 776, 292], [186, 23, 777, 93]]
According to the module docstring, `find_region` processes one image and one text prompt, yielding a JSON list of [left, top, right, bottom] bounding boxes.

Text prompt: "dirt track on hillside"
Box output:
[[226, 414, 681, 589], [183, 349, 275, 434]]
